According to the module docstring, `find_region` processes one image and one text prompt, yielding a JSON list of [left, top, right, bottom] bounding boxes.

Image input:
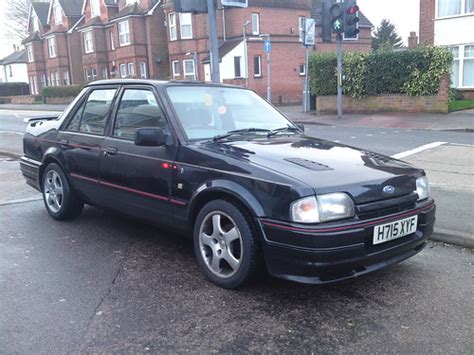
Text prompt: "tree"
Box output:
[[5, 0, 31, 41], [372, 19, 403, 51]]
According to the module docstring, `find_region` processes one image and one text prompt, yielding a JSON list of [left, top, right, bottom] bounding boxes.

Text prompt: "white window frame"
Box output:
[[168, 13, 177, 41], [90, 0, 101, 18], [128, 62, 136, 77], [84, 30, 94, 53], [118, 20, 131, 46], [254, 55, 262, 77], [449, 44, 474, 89], [110, 30, 115, 50], [53, 0, 63, 24], [26, 44, 34, 63], [55, 71, 60, 86], [140, 62, 147, 79], [125, 0, 138, 4], [234, 56, 242, 78], [102, 67, 108, 79], [435, 0, 473, 18], [63, 70, 70, 85], [252, 13, 260, 35], [179, 13, 193, 39], [120, 63, 127, 78], [183, 59, 195, 80], [172, 60, 180, 78], [47, 37, 57, 58]]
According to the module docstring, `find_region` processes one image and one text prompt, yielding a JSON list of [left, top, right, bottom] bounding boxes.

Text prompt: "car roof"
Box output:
[[86, 79, 241, 89]]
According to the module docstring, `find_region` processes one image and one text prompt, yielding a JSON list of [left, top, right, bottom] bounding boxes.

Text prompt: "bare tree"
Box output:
[[5, 0, 31, 41]]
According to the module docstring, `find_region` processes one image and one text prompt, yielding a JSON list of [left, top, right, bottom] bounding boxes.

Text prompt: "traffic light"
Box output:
[[321, 0, 332, 42], [329, 2, 344, 34], [344, 0, 360, 38]]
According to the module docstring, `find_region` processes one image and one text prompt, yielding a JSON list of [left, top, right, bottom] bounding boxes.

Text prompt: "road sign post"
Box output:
[[336, 33, 343, 119], [263, 37, 272, 102], [303, 18, 315, 113]]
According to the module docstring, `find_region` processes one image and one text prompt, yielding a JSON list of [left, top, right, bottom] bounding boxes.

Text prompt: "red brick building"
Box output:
[[23, 0, 373, 103]]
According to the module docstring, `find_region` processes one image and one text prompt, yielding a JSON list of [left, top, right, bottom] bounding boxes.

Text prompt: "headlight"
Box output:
[[291, 193, 355, 224], [416, 176, 430, 201]]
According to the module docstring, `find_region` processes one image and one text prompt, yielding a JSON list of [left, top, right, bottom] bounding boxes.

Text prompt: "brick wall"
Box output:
[[316, 75, 450, 114], [419, 0, 435, 45]]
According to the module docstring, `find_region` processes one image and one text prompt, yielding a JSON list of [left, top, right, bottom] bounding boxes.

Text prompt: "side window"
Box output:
[[113, 89, 168, 140], [78, 89, 117, 135]]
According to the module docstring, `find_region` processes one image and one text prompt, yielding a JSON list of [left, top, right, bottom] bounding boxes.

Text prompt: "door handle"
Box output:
[[59, 139, 69, 147], [103, 147, 118, 156]]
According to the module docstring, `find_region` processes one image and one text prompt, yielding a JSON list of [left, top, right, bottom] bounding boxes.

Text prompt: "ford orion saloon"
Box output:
[[20, 80, 436, 289]]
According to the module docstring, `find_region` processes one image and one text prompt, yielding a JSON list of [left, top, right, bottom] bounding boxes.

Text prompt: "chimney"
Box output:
[[408, 31, 418, 49]]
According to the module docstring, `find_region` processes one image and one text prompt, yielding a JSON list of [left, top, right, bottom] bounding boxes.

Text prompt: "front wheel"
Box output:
[[193, 200, 264, 289], [42, 163, 84, 220]]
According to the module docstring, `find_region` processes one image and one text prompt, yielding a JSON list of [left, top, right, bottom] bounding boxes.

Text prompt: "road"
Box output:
[[0, 110, 473, 353]]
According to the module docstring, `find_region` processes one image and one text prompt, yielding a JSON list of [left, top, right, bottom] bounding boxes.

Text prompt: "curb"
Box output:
[[0, 106, 65, 112], [430, 228, 474, 249]]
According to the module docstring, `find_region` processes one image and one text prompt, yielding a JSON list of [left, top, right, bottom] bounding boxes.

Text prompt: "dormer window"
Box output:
[[91, 0, 101, 18], [53, 0, 62, 24]]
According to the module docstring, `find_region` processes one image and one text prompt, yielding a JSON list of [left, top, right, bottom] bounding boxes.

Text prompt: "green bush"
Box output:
[[310, 46, 452, 98], [42, 85, 83, 98]]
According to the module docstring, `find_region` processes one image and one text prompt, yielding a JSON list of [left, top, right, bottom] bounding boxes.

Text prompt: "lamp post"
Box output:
[[242, 20, 250, 88]]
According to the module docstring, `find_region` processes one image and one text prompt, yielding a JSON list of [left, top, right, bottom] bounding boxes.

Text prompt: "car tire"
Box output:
[[193, 199, 264, 289], [42, 163, 84, 220]]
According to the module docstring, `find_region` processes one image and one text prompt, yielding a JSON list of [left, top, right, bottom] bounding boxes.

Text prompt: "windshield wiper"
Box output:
[[267, 125, 301, 137], [212, 128, 272, 142]]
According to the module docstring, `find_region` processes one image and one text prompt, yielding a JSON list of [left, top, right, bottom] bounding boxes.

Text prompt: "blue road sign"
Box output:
[[264, 40, 271, 53]]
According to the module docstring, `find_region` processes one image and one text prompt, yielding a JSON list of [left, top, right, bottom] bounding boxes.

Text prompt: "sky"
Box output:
[[358, 0, 420, 45], [0, 0, 420, 59]]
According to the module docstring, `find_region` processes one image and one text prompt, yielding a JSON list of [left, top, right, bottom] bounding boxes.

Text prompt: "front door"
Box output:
[[99, 87, 177, 224], [58, 87, 118, 203]]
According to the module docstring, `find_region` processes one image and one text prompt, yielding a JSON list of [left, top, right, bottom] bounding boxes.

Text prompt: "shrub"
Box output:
[[309, 46, 452, 98], [42, 85, 83, 98], [0, 82, 30, 96]]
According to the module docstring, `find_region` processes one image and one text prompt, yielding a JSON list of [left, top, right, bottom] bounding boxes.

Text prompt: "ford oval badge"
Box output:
[[383, 185, 395, 194]]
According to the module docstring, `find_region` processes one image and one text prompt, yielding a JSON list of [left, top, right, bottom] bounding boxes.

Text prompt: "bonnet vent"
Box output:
[[284, 158, 333, 171]]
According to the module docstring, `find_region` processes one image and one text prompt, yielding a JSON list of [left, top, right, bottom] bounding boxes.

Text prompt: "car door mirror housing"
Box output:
[[297, 124, 305, 132], [134, 128, 170, 147]]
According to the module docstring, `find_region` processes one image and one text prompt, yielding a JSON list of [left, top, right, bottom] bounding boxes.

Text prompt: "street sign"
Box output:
[[304, 18, 316, 46], [264, 40, 272, 53]]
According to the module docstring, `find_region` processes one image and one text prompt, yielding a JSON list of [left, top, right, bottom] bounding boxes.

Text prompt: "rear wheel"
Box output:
[[194, 200, 264, 289], [42, 163, 83, 220]]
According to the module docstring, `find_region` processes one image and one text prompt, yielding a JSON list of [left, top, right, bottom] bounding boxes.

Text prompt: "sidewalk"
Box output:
[[0, 103, 66, 112], [280, 105, 474, 131]]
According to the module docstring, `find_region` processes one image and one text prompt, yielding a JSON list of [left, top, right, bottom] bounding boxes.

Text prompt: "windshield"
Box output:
[[166, 86, 294, 140]]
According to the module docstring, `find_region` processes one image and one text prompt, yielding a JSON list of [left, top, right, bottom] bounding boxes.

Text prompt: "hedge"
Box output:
[[0, 82, 30, 96], [42, 85, 83, 98], [309, 46, 452, 98]]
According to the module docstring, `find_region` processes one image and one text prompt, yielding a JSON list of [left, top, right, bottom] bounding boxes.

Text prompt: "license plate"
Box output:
[[373, 215, 418, 245]]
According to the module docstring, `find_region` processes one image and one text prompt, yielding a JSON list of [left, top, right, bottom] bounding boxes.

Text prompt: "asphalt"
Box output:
[[1, 199, 473, 354]]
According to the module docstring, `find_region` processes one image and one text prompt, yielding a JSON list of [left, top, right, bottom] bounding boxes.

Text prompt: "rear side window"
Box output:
[[113, 89, 168, 140], [65, 89, 117, 135]]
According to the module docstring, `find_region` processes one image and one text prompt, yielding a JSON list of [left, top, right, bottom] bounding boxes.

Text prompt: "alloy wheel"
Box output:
[[44, 170, 64, 213], [198, 211, 243, 279]]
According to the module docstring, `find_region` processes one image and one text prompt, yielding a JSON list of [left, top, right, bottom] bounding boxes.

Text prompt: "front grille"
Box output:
[[356, 193, 418, 220]]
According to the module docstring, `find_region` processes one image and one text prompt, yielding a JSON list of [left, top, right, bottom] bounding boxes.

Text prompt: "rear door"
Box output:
[[58, 86, 118, 203], [98, 86, 177, 224]]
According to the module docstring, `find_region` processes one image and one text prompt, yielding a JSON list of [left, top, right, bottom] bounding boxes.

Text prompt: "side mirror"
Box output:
[[297, 124, 305, 132], [134, 128, 169, 147]]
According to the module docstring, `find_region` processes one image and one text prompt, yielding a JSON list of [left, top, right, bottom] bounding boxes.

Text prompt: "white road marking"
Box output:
[[0, 131, 24, 136], [391, 142, 447, 159], [448, 143, 474, 148], [0, 196, 42, 206]]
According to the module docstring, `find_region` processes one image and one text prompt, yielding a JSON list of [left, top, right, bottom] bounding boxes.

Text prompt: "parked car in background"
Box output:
[[20, 80, 436, 289]]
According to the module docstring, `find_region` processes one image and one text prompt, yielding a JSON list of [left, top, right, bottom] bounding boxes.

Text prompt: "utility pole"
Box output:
[[336, 33, 343, 119], [261, 34, 272, 102], [243, 20, 250, 88], [207, 0, 220, 83]]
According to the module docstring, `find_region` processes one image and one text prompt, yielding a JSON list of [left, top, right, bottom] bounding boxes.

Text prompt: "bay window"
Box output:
[[118, 20, 131, 46], [168, 13, 177, 41], [84, 31, 94, 53], [179, 13, 193, 39], [463, 45, 474, 87], [47, 37, 57, 58], [183, 60, 195, 80], [26, 44, 34, 63]]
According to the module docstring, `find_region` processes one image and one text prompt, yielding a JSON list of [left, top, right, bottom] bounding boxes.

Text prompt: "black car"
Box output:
[[20, 80, 436, 289]]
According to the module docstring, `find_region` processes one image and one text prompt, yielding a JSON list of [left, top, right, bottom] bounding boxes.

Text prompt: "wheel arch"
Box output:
[[188, 180, 265, 226], [38, 150, 66, 191]]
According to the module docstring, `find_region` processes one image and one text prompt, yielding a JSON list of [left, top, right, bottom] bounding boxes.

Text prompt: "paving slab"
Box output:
[[405, 144, 474, 248]]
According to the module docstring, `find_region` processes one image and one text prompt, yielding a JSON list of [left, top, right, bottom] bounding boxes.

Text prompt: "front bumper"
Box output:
[[258, 201, 436, 284]]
